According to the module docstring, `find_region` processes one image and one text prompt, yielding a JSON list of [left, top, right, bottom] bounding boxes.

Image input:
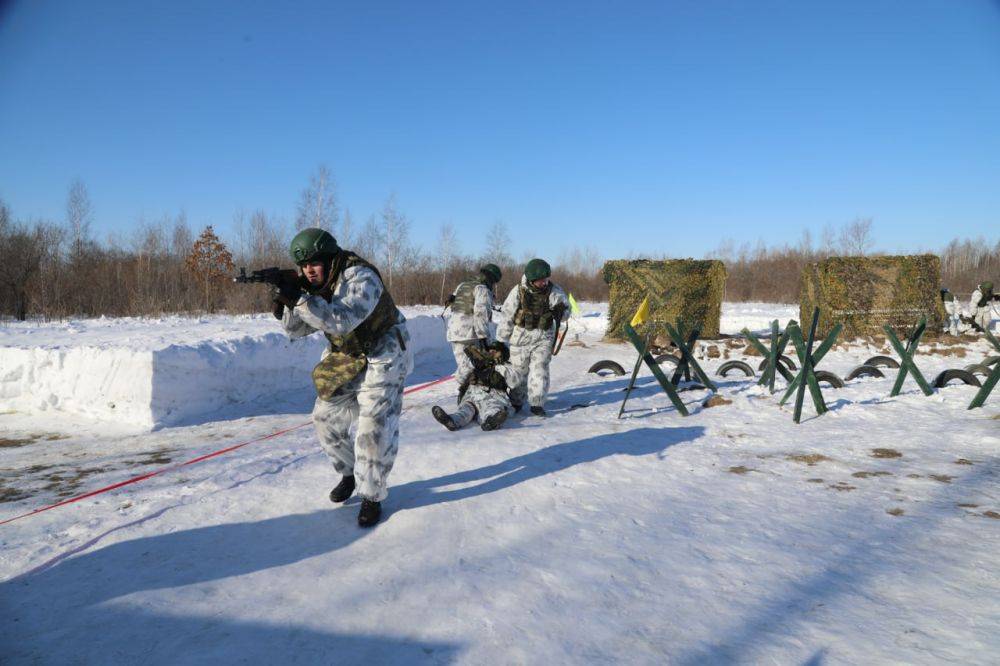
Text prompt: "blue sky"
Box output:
[[1, 1, 998, 261]]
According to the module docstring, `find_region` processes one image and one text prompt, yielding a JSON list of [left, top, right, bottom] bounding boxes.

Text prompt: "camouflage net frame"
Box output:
[[602, 259, 727, 341], [800, 255, 944, 339]]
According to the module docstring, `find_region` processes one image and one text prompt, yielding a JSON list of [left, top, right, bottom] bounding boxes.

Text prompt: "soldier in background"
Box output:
[[430, 341, 520, 432], [277, 228, 412, 528], [496, 258, 568, 416], [444, 264, 502, 392], [969, 281, 995, 333], [941, 288, 963, 336]]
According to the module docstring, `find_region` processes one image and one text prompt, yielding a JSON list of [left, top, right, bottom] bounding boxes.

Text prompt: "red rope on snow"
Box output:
[[0, 373, 454, 527]]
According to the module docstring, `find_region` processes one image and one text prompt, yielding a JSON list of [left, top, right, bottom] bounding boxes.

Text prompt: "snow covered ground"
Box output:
[[1, 303, 998, 664]]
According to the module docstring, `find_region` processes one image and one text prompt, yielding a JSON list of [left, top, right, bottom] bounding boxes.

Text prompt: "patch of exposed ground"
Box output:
[[954, 459, 974, 465], [0, 437, 36, 448], [828, 482, 856, 492], [957, 503, 979, 508], [926, 346, 967, 358], [929, 474, 954, 484], [806, 478, 824, 483], [786, 454, 832, 466], [984, 511, 1000, 520], [727, 466, 753, 475], [871, 448, 902, 459], [852, 471, 892, 479], [886, 508, 904, 516]]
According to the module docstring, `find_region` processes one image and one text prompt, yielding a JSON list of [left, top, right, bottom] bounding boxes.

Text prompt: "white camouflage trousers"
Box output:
[[311, 331, 411, 502], [448, 385, 511, 428], [509, 335, 554, 408], [451, 340, 478, 389], [973, 306, 992, 332], [944, 300, 962, 335]]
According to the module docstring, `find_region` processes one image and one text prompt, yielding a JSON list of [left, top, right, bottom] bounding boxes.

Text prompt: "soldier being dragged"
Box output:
[[430, 341, 521, 432]]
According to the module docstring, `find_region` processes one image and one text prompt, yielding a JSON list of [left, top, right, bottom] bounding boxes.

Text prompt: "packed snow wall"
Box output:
[[0, 311, 447, 430]]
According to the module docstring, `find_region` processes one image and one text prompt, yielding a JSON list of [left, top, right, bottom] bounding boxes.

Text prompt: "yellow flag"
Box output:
[[568, 293, 580, 316], [630, 295, 650, 327]]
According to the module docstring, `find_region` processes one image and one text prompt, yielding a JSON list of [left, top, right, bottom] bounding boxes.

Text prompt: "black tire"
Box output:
[[932, 369, 982, 389], [963, 363, 992, 378], [717, 360, 755, 378], [814, 370, 845, 389], [654, 354, 679, 367], [864, 355, 900, 369], [984, 356, 1000, 368], [846, 365, 885, 381], [756, 355, 797, 372], [588, 360, 626, 377]]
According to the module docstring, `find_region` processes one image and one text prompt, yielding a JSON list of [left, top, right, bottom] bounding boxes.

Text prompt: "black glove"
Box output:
[[553, 302, 568, 320], [272, 273, 304, 308]]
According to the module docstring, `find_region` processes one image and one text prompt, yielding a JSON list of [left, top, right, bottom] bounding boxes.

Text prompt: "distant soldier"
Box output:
[[430, 341, 520, 432], [969, 281, 995, 332], [496, 258, 568, 416], [941, 289, 962, 336], [444, 264, 502, 390], [277, 228, 412, 528]]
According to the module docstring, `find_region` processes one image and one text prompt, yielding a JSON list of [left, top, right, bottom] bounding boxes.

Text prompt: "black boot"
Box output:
[[481, 409, 508, 431], [358, 499, 382, 527], [530, 405, 546, 417], [431, 406, 460, 431], [511, 400, 523, 413], [329, 475, 356, 503]]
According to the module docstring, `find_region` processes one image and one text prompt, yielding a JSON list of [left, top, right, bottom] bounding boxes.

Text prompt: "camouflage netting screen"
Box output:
[[602, 259, 726, 341], [800, 255, 944, 338]]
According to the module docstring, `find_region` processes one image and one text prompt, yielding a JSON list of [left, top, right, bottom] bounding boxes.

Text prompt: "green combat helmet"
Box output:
[[480, 263, 502, 285], [524, 258, 551, 281], [290, 228, 339, 265]]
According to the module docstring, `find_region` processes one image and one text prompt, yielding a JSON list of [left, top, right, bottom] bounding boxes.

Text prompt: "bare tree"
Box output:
[[380, 194, 411, 290], [839, 217, 874, 256], [483, 220, 513, 266], [340, 207, 355, 248], [295, 164, 339, 231], [437, 222, 458, 304], [0, 206, 59, 320], [66, 178, 93, 261], [354, 214, 383, 262]]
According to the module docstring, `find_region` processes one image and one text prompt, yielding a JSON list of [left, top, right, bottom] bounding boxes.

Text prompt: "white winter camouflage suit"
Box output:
[[281, 265, 413, 502], [447, 363, 522, 429], [943, 299, 963, 336], [496, 276, 569, 409], [969, 285, 994, 332], [445, 280, 494, 389]]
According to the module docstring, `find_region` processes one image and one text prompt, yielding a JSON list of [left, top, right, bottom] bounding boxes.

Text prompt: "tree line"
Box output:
[[1, 175, 996, 321]]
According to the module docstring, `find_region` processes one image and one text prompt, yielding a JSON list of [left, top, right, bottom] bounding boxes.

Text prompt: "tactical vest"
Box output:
[[313, 251, 402, 356], [512, 283, 553, 330], [458, 345, 509, 402], [451, 276, 487, 316]]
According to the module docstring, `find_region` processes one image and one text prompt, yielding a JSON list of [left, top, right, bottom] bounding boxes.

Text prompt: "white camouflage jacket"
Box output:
[[496, 276, 569, 347], [281, 265, 408, 363], [445, 281, 494, 343]]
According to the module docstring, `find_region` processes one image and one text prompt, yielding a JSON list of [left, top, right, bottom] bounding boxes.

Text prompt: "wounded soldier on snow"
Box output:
[[431, 342, 521, 432]]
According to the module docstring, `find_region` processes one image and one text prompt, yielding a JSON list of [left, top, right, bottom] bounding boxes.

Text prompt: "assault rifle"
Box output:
[[233, 267, 301, 320]]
